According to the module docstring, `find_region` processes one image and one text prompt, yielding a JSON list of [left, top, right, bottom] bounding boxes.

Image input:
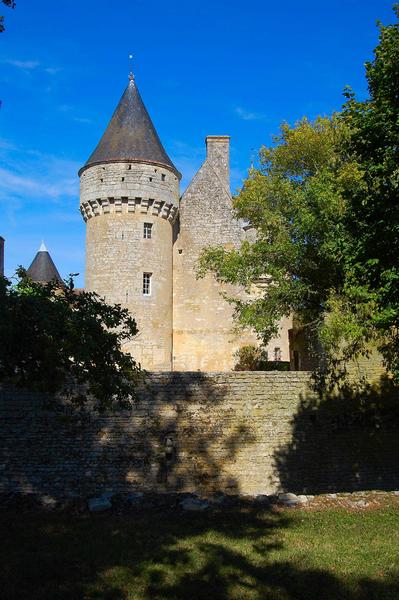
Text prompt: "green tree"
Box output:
[[0, 269, 142, 412], [0, 0, 15, 33], [200, 6, 399, 380], [338, 5, 399, 378], [199, 116, 357, 346]]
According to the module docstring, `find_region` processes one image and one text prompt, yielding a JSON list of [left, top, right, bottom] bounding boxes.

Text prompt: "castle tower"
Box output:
[[79, 73, 181, 370], [27, 241, 63, 284]]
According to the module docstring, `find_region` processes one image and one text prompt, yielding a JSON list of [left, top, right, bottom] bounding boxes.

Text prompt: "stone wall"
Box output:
[[80, 161, 180, 209], [1, 371, 398, 500], [173, 137, 291, 370]]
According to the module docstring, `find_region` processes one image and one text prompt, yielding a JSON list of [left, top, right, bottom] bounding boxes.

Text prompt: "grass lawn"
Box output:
[[0, 503, 398, 600]]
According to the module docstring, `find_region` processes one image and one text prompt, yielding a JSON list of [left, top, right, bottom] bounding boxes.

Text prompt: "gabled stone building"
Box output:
[[79, 73, 291, 371]]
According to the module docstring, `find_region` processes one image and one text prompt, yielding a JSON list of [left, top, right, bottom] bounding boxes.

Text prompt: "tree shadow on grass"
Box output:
[[0, 506, 398, 600]]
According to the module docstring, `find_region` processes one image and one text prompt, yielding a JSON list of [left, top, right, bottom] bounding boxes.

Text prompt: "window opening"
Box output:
[[161, 174, 166, 181], [274, 347, 282, 362], [143, 222, 153, 239], [143, 272, 152, 296]]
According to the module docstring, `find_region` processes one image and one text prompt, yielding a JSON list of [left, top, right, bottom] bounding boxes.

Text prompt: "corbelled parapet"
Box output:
[[80, 196, 178, 223], [79, 162, 179, 223]]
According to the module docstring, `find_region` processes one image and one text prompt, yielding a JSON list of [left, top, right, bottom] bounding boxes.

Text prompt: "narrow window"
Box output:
[[274, 347, 281, 362], [143, 222, 153, 239], [121, 177, 125, 182], [143, 272, 152, 296], [128, 164, 132, 170], [149, 177, 153, 182], [161, 173, 166, 181]]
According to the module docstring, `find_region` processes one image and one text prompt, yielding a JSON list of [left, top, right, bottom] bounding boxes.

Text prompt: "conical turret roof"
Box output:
[[27, 242, 63, 284], [79, 75, 180, 178]]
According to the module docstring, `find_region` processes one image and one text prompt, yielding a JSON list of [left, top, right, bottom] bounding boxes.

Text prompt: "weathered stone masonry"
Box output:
[[1, 372, 398, 500], [80, 76, 292, 372]]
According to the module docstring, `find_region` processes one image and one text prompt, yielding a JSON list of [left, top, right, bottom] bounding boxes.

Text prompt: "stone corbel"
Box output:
[[102, 198, 110, 214], [140, 198, 149, 214], [152, 199, 162, 216]]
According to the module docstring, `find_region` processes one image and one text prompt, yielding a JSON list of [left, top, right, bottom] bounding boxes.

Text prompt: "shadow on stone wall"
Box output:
[[0, 373, 255, 500], [273, 374, 399, 494]]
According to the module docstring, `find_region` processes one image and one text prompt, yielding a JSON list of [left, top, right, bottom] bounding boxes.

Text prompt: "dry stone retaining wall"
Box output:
[[0, 371, 398, 500]]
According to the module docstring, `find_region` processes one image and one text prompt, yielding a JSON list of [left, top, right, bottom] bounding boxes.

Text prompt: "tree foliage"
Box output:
[[338, 4, 399, 377], [200, 5, 399, 380], [0, 269, 142, 412], [200, 116, 356, 342], [0, 0, 15, 33]]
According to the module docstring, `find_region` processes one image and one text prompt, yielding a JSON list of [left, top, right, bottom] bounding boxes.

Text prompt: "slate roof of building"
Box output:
[[27, 242, 63, 284], [79, 75, 181, 179]]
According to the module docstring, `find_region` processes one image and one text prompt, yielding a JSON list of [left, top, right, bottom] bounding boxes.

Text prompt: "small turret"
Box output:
[[27, 241, 63, 284]]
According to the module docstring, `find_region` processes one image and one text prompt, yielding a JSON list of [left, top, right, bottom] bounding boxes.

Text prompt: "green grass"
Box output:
[[0, 505, 398, 599]]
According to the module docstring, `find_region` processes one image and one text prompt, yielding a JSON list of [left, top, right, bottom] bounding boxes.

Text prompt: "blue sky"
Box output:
[[0, 0, 395, 286]]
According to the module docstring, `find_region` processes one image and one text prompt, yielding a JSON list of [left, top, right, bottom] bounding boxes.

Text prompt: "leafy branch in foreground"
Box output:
[[0, 0, 15, 33], [0, 268, 142, 412]]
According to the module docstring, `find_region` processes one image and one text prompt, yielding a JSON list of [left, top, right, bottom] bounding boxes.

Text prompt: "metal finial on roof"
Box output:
[[39, 240, 47, 252], [128, 53, 134, 82]]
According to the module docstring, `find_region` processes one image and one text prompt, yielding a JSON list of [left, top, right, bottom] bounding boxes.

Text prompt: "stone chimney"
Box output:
[[0, 237, 4, 277], [205, 135, 230, 184]]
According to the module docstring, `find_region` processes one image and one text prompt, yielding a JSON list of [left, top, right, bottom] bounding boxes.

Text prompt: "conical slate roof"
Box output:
[[27, 242, 63, 284], [79, 75, 181, 178]]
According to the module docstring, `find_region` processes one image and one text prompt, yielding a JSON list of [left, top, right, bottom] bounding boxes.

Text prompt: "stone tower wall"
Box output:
[[80, 161, 180, 370]]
